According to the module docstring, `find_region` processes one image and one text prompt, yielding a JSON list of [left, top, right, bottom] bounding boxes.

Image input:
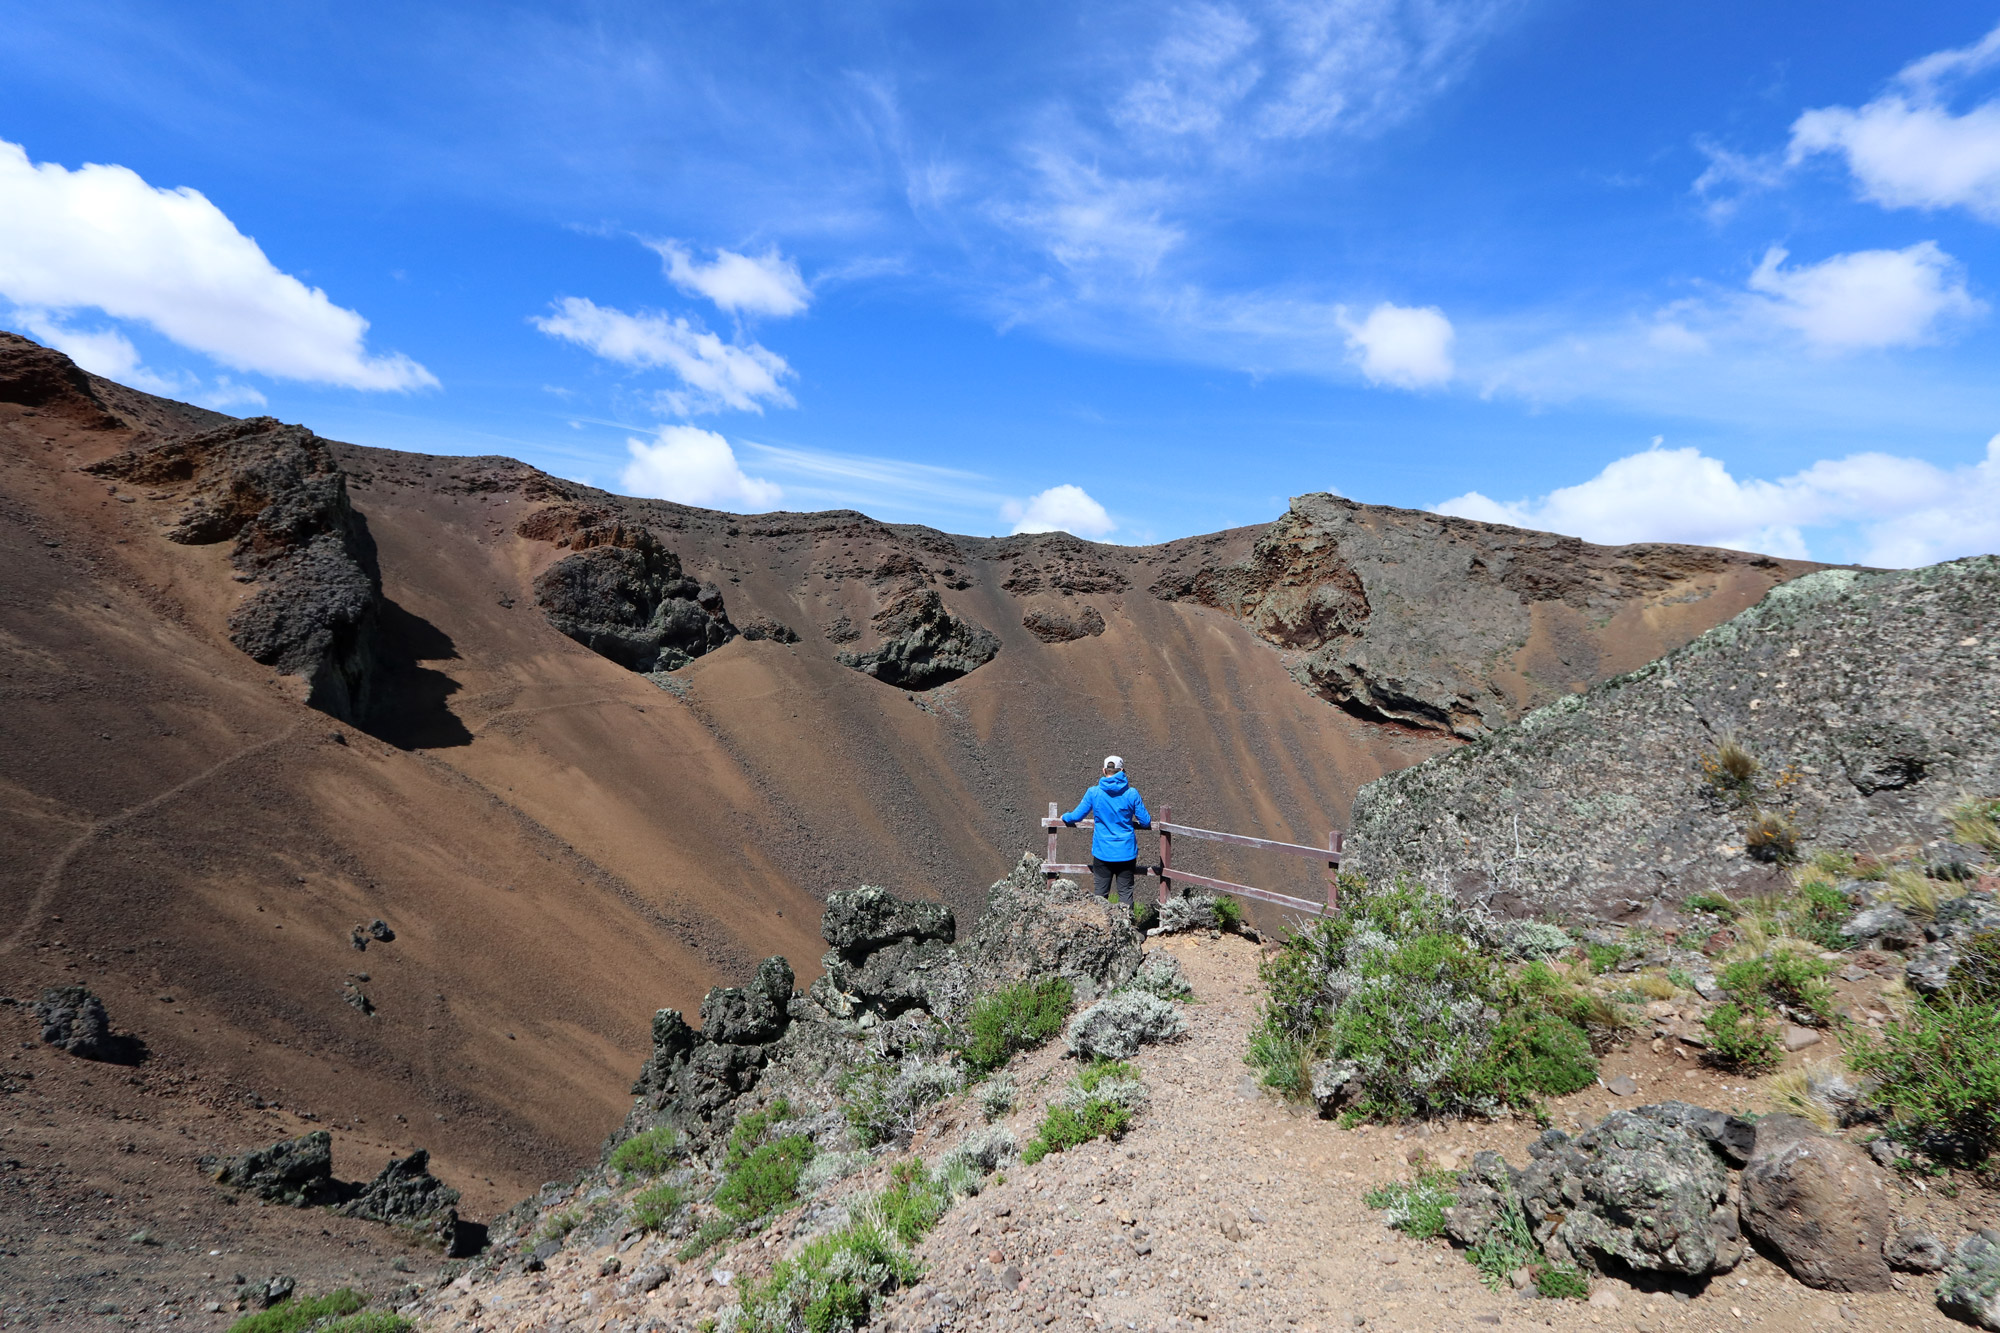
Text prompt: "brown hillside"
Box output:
[[0, 331, 1815, 1213]]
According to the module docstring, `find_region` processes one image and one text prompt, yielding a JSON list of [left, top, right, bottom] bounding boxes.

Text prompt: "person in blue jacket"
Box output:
[[1062, 755, 1152, 909]]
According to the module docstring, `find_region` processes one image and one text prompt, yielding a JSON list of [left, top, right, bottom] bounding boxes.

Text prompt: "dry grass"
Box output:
[[1744, 809, 1801, 864], [1631, 971, 1678, 1001], [1882, 867, 1942, 921], [1765, 1062, 1844, 1132], [1948, 795, 2000, 856]]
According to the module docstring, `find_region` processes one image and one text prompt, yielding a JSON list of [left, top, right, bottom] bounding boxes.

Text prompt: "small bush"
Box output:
[[1583, 941, 1627, 975], [1703, 1002, 1782, 1074], [1458, 1189, 1590, 1300], [1131, 899, 1158, 932], [979, 1073, 1017, 1121], [1721, 951, 1836, 1025], [1702, 739, 1760, 803], [876, 1158, 955, 1244], [1211, 896, 1244, 933], [737, 1217, 919, 1333], [1789, 877, 1854, 950], [1883, 867, 1943, 921], [717, 1136, 815, 1222], [1849, 997, 2000, 1165], [629, 1181, 686, 1232], [1535, 1267, 1591, 1301], [608, 1126, 678, 1180], [1944, 932, 2000, 1007], [959, 977, 1074, 1075], [1363, 1167, 1460, 1240], [841, 1057, 963, 1148], [677, 1214, 737, 1262], [227, 1292, 366, 1333], [1498, 920, 1573, 961], [1020, 1098, 1132, 1164], [533, 1207, 583, 1247], [322, 1317, 412, 1333], [1744, 809, 1800, 864]]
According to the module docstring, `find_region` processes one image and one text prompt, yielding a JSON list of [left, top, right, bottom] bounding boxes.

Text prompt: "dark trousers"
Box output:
[[1091, 857, 1137, 909]]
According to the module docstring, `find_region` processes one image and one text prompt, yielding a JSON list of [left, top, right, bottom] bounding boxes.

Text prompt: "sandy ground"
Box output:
[[411, 932, 1992, 1333]]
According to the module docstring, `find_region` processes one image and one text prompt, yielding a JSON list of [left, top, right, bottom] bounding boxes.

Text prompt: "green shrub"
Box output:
[[1720, 952, 1835, 1025], [1535, 1267, 1591, 1300], [227, 1291, 366, 1333], [629, 1181, 686, 1232], [1250, 878, 1598, 1120], [1020, 1098, 1131, 1164], [608, 1126, 679, 1179], [1943, 931, 2000, 1007], [877, 1159, 955, 1244], [1211, 896, 1244, 932], [1703, 1002, 1782, 1074], [1363, 1168, 1460, 1240], [1077, 1058, 1139, 1093], [1583, 941, 1627, 974], [959, 977, 1074, 1075], [1848, 998, 2000, 1165], [533, 1207, 583, 1247], [726, 1098, 795, 1167], [321, 1317, 413, 1333], [1450, 1187, 1591, 1300], [718, 1136, 815, 1222], [737, 1218, 920, 1333], [1131, 899, 1158, 931]]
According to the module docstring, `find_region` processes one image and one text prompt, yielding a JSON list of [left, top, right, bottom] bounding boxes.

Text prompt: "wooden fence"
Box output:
[[1041, 802, 1344, 917]]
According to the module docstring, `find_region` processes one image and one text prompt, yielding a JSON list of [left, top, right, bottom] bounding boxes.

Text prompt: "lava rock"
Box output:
[[1636, 1101, 1759, 1168], [35, 986, 113, 1060], [1842, 905, 1920, 951], [821, 886, 955, 959], [339, 1148, 459, 1225], [0, 331, 123, 428], [700, 956, 796, 1045], [837, 586, 999, 690], [1739, 1114, 1894, 1291], [534, 539, 735, 673], [1021, 605, 1106, 644], [1887, 1226, 1948, 1273], [210, 1131, 340, 1206], [1513, 1113, 1737, 1276]]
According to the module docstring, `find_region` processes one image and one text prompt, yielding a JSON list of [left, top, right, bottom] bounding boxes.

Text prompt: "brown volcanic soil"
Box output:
[[0, 332, 1814, 1313]]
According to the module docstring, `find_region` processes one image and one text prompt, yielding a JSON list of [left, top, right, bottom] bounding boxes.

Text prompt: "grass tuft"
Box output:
[[608, 1126, 678, 1180], [628, 1181, 686, 1232], [1702, 1002, 1782, 1074], [227, 1291, 389, 1333], [958, 977, 1074, 1076], [1948, 795, 2000, 856]]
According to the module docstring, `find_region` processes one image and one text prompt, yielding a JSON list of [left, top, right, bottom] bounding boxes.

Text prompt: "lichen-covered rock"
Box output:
[[1905, 895, 2000, 995], [1843, 904, 1921, 951], [209, 1131, 341, 1206], [1888, 1225, 1948, 1273], [340, 1148, 459, 1224], [35, 986, 112, 1060], [813, 886, 958, 1018], [1443, 1150, 1520, 1249], [1510, 1111, 1736, 1276], [822, 886, 955, 957], [1636, 1100, 1758, 1168], [837, 586, 999, 689], [1063, 991, 1188, 1061], [1739, 1114, 1894, 1291], [1940, 1232, 2000, 1330], [533, 539, 735, 673], [623, 958, 797, 1152], [959, 854, 1143, 1003], [1347, 559, 2000, 920]]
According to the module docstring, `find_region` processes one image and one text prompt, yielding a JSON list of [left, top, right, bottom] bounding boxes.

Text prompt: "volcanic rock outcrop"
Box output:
[[533, 539, 736, 674], [836, 584, 999, 689], [0, 330, 124, 429], [86, 416, 385, 721], [1347, 559, 2000, 919], [1152, 492, 1811, 736]]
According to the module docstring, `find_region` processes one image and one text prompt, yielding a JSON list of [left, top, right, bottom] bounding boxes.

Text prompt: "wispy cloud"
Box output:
[[647, 240, 812, 318], [532, 296, 795, 416]]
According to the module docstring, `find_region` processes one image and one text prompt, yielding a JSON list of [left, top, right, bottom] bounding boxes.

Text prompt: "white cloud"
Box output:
[[533, 296, 795, 415], [648, 240, 811, 318], [1341, 301, 1454, 387], [1002, 152, 1185, 278], [1434, 437, 2000, 567], [0, 139, 435, 390], [619, 425, 783, 511], [1003, 484, 1117, 538], [1744, 243, 1983, 350], [1114, 4, 1263, 138], [1788, 22, 2000, 222]]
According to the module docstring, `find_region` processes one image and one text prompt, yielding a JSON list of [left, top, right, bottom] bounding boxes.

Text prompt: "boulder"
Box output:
[[1940, 1232, 2000, 1331], [959, 854, 1143, 1002], [814, 886, 958, 1018], [339, 1149, 459, 1225], [209, 1131, 341, 1207], [1739, 1114, 1894, 1291], [836, 586, 999, 690], [1636, 1100, 1758, 1167], [821, 886, 954, 957], [1443, 1150, 1521, 1249], [1064, 992, 1188, 1061], [1887, 1225, 1948, 1273], [1511, 1113, 1736, 1276], [533, 539, 735, 674], [35, 986, 113, 1060], [623, 960, 797, 1151]]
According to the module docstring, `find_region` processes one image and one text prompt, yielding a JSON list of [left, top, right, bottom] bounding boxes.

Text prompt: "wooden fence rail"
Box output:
[[1041, 802, 1344, 917]]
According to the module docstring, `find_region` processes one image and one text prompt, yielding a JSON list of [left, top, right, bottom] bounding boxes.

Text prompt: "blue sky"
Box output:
[[5, 2, 2000, 564]]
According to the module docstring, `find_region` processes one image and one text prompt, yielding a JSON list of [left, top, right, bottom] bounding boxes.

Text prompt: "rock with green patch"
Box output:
[[1940, 1232, 2000, 1330]]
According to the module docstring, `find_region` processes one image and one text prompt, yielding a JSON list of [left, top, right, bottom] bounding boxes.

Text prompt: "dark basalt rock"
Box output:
[[624, 957, 796, 1150], [35, 986, 112, 1060], [1021, 605, 1106, 643], [339, 1148, 460, 1225], [1939, 1233, 2000, 1329], [699, 956, 795, 1045], [86, 417, 384, 723], [208, 1131, 341, 1207], [837, 586, 998, 690], [1739, 1114, 1894, 1291], [821, 886, 955, 959], [533, 539, 735, 673], [0, 331, 123, 428]]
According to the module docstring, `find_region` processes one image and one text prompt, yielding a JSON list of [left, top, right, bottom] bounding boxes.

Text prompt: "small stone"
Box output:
[[1782, 1025, 1823, 1051], [1605, 1074, 1639, 1096], [1587, 1286, 1620, 1308], [1247, 1206, 1268, 1224], [1510, 1266, 1533, 1289], [1376, 1251, 1400, 1266], [599, 1256, 622, 1277]]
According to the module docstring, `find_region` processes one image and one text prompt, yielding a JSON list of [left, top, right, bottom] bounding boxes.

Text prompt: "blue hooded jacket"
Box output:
[[1064, 771, 1152, 862]]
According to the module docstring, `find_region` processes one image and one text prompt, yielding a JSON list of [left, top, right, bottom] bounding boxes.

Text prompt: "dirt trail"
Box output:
[[420, 935, 1974, 1333]]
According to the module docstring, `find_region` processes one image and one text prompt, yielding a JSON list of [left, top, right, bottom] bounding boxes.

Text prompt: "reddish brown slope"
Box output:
[[0, 331, 1813, 1221]]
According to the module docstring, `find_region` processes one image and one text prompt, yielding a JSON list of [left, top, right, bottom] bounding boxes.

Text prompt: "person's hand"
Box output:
[[1063, 819, 1076, 828]]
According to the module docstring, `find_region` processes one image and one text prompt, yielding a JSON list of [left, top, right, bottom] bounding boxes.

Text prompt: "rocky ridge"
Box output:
[[1346, 559, 2000, 920]]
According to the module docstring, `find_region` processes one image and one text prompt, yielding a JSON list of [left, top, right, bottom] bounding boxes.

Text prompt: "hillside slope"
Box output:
[[1347, 560, 2000, 920], [0, 329, 1811, 1205]]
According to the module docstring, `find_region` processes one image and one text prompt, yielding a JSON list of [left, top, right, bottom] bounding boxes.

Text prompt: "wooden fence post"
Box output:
[[1158, 803, 1172, 904], [1046, 802, 1060, 884], [1326, 830, 1343, 914]]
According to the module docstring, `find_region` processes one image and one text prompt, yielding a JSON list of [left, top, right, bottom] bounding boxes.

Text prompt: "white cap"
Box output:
[[1102, 755, 1124, 772]]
